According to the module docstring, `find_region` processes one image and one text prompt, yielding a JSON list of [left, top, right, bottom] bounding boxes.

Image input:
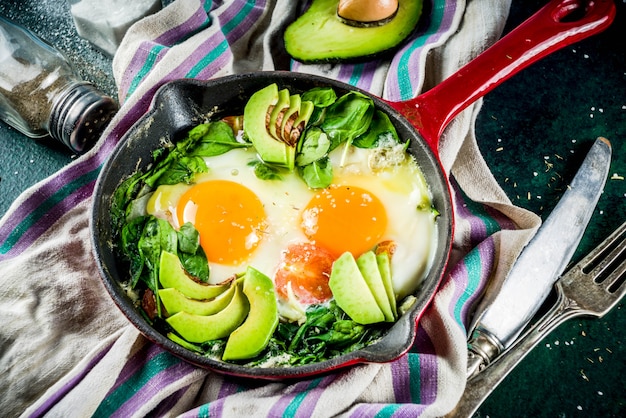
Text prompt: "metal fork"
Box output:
[[446, 220, 626, 417]]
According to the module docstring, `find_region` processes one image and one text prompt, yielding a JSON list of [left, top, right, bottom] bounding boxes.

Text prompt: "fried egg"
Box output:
[[146, 142, 437, 305]]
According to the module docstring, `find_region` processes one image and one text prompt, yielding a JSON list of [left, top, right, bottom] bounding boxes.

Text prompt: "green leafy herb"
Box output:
[[353, 110, 400, 148], [245, 301, 387, 367], [301, 87, 337, 107], [176, 222, 209, 282], [295, 127, 331, 167], [248, 160, 284, 180], [299, 157, 333, 189], [187, 121, 249, 157], [320, 91, 375, 151]]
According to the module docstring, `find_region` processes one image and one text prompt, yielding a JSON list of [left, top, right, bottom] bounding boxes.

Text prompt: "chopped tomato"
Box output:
[[274, 243, 336, 304]]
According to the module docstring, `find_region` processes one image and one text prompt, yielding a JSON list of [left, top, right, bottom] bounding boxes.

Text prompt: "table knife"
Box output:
[[466, 137, 612, 378]]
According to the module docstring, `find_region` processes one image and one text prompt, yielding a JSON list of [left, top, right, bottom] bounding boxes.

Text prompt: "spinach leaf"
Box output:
[[120, 216, 149, 287], [295, 127, 330, 167], [188, 121, 249, 157], [177, 222, 209, 282], [321, 91, 374, 150], [299, 157, 333, 189], [154, 155, 208, 186], [353, 110, 400, 148], [301, 87, 337, 107], [248, 160, 284, 180]]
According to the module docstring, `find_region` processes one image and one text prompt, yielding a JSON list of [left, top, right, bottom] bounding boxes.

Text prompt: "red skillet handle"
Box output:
[[389, 0, 616, 155]]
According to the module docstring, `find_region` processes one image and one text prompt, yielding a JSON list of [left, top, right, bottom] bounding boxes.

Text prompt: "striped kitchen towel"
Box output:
[[0, 0, 540, 417]]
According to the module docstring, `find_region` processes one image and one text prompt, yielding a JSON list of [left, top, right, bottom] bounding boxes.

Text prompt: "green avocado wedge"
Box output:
[[166, 282, 249, 343], [284, 0, 423, 63], [244, 83, 295, 170], [222, 267, 279, 361], [376, 251, 398, 319], [356, 251, 396, 322], [329, 252, 385, 324], [158, 251, 230, 300], [159, 283, 236, 316]]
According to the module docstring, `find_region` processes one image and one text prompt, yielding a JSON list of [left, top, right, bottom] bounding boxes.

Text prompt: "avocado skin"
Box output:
[[284, 0, 423, 63]]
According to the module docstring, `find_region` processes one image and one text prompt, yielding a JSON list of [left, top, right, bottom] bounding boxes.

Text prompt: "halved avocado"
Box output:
[[284, 0, 423, 63]]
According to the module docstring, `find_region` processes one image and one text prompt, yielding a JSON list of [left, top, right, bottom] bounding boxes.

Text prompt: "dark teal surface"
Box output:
[[0, 1, 624, 416]]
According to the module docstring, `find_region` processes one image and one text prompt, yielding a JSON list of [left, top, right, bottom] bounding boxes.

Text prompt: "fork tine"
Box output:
[[580, 221, 626, 282], [605, 259, 626, 294]]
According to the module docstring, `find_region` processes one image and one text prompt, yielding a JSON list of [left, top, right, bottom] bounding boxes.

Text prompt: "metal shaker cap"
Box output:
[[49, 82, 118, 153]]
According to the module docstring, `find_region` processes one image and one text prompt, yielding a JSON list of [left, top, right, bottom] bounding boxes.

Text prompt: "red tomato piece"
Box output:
[[274, 243, 336, 304]]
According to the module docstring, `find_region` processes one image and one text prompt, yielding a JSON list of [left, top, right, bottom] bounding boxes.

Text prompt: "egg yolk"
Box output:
[[301, 185, 387, 257], [177, 180, 266, 266]]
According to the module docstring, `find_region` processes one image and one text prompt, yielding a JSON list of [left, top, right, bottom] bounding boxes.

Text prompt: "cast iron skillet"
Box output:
[[91, 0, 615, 380]]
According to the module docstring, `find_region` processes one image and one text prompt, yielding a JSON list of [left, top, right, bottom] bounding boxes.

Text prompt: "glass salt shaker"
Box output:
[[0, 16, 118, 154], [68, 0, 163, 57]]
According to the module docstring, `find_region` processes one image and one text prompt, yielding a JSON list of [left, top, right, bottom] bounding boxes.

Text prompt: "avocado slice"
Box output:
[[376, 251, 398, 320], [166, 282, 249, 343], [329, 252, 385, 324], [281, 94, 301, 142], [284, 0, 423, 63], [244, 84, 295, 170], [269, 88, 291, 140], [222, 267, 279, 360], [356, 251, 395, 322], [159, 251, 229, 300], [159, 284, 235, 316]]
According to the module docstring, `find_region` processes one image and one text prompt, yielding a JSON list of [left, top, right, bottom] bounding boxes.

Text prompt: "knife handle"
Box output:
[[466, 327, 504, 377], [448, 283, 578, 418]]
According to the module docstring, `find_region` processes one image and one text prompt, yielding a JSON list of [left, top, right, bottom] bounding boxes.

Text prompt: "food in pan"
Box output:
[[111, 83, 438, 366]]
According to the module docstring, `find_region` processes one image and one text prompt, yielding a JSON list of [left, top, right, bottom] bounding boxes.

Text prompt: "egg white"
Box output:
[[147, 143, 437, 302], [328, 144, 438, 300]]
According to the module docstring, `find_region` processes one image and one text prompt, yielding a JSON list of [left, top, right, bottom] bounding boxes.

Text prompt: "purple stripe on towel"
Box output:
[[119, 1, 210, 95], [267, 380, 314, 416], [110, 360, 197, 418], [28, 339, 116, 418], [385, 0, 459, 100]]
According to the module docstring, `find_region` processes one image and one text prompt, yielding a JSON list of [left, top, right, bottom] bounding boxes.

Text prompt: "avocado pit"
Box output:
[[337, 0, 399, 27]]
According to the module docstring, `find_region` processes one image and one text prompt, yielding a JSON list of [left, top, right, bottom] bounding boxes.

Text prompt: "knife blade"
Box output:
[[466, 137, 611, 378]]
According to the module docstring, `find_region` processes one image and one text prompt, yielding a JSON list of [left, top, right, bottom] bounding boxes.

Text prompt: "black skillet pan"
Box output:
[[91, 0, 615, 379]]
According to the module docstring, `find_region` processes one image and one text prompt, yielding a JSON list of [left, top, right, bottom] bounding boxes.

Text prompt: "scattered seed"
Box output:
[[581, 369, 589, 381]]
